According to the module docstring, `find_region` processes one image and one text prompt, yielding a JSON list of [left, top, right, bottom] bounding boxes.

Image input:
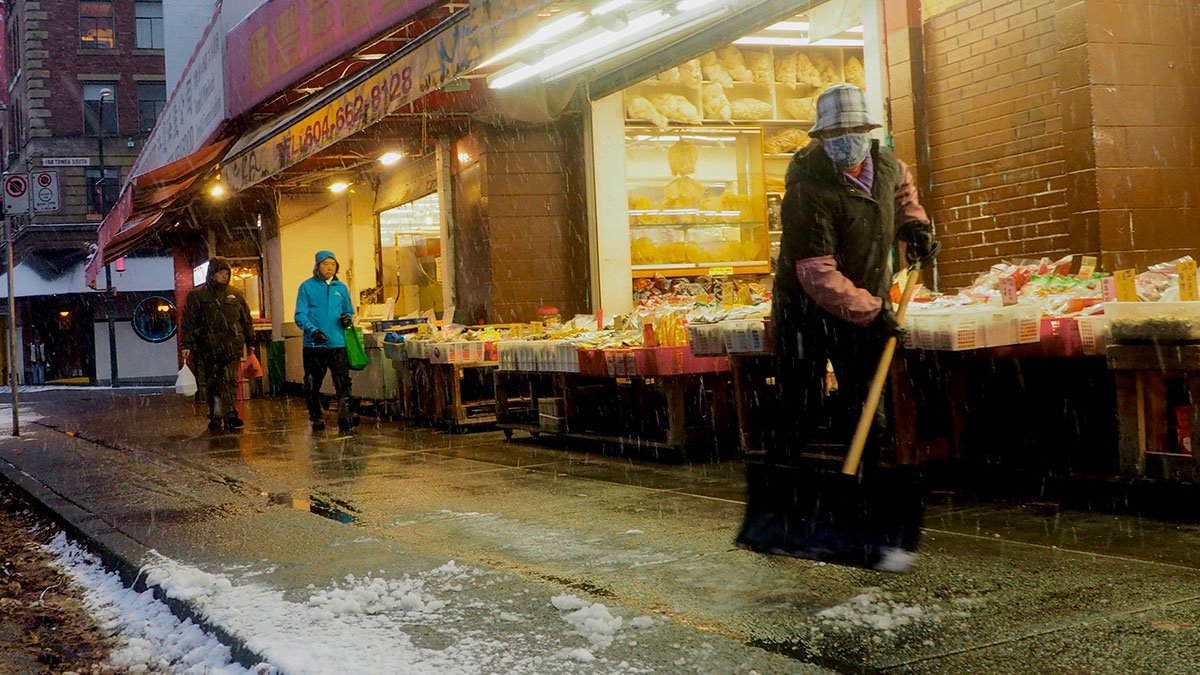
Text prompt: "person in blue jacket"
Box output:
[[295, 250, 358, 431]]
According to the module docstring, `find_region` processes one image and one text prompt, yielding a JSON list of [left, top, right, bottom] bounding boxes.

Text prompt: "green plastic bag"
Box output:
[[345, 327, 368, 371]]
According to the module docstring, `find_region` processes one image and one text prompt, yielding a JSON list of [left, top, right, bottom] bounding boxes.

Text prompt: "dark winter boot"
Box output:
[[224, 416, 244, 431], [311, 416, 326, 431], [208, 418, 222, 432], [337, 397, 360, 432]]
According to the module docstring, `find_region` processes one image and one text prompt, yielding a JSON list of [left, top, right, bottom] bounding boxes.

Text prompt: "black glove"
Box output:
[[312, 329, 329, 346], [339, 313, 353, 329], [899, 222, 941, 266], [876, 307, 906, 341]]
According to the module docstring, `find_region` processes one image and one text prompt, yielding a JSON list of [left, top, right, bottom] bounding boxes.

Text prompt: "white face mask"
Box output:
[[822, 133, 872, 169]]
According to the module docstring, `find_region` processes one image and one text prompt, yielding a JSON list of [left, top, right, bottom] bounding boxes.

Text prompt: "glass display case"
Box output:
[[625, 126, 768, 277], [380, 193, 443, 316]]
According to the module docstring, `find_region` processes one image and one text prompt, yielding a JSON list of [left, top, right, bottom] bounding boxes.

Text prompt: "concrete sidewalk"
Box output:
[[1, 389, 1198, 673]]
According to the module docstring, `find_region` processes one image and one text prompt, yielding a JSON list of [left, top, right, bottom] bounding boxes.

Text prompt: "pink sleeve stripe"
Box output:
[[794, 256, 883, 326]]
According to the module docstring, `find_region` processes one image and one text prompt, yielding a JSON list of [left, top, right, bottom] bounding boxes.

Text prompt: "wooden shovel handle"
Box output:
[[841, 266, 922, 475]]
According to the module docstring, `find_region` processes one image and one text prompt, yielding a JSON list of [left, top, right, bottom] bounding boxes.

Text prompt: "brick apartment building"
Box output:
[[0, 0, 167, 383]]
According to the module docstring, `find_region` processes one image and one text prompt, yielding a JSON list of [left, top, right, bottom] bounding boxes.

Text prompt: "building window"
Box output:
[[135, 1, 164, 49], [79, 1, 115, 49], [5, 8, 19, 81], [82, 83, 118, 136], [86, 167, 120, 216], [137, 82, 166, 132]]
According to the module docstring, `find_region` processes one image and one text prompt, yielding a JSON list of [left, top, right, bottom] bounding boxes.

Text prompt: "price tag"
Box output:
[[1101, 277, 1117, 302], [1115, 268, 1137, 302], [1179, 260, 1198, 301], [709, 266, 734, 277], [642, 323, 657, 348], [1078, 255, 1097, 279], [999, 277, 1019, 306]]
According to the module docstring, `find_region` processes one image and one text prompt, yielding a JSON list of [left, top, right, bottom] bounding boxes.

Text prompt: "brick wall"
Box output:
[[457, 122, 589, 324], [1080, 0, 1200, 272], [923, 0, 1069, 290], [5, 0, 164, 233], [40, 0, 164, 138]]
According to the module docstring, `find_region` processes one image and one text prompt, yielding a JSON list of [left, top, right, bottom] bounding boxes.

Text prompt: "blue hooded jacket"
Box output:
[[294, 250, 354, 348]]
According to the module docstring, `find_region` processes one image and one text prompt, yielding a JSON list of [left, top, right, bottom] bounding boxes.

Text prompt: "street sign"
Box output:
[[3, 174, 29, 215], [42, 157, 90, 167], [30, 171, 60, 213]]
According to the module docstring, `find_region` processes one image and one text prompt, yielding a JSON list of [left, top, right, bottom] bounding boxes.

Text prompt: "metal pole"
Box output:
[[98, 89, 117, 388], [106, 265, 117, 387], [5, 216, 18, 436]]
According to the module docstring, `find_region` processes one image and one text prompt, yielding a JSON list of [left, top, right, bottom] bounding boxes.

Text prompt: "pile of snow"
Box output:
[[43, 532, 268, 674], [306, 573, 448, 619], [563, 603, 623, 649], [815, 587, 945, 636], [136, 556, 662, 674]]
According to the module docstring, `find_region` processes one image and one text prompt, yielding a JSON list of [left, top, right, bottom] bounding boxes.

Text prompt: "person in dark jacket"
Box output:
[[772, 84, 939, 466], [181, 257, 255, 431], [295, 250, 357, 432]]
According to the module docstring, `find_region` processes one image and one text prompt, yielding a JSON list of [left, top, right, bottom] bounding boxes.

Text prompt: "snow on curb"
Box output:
[[43, 531, 268, 674], [134, 555, 662, 674]]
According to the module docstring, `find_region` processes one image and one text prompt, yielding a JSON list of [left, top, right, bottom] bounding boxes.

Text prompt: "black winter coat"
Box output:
[[773, 140, 923, 334], [181, 281, 254, 364]]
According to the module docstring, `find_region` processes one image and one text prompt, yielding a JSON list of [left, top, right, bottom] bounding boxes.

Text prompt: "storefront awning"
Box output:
[[221, 0, 559, 192], [84, 137, 233, 287]]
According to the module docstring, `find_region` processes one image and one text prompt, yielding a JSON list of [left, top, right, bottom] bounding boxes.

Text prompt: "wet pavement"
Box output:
[[1, 388, 1199, 673]]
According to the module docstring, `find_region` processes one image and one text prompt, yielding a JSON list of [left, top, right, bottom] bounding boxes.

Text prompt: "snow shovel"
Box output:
[[735, 265, 925, 573]]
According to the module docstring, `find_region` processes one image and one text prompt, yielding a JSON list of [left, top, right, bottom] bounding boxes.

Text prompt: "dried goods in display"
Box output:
[[844, 56, 866, 89], [744, 50, 775, 86], [702, 83, 732, 122], [626, 95, 669, 129], [717, 46, 754, 82], [700, 52, 733, 88], [651, 94, 702, 124]]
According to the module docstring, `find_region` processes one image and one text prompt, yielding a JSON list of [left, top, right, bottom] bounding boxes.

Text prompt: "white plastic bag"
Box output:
[[175, 365, 197, 396]]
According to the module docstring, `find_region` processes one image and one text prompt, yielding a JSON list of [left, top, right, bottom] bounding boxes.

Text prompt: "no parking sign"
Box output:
[[31, 171, 60, 213], [3, 173, 29, 214]]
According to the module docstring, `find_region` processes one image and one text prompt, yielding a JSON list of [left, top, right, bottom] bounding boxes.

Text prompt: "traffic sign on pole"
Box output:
[[3, 174, 29, 215], [31, 170, 60, 213]]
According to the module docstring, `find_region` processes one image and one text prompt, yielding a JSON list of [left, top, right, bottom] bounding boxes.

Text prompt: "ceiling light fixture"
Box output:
[[477, 11, 586, 69], [379, 151, 404, 165], [209, 184, 225, 197], [490, 10, 669, 89], [329, 182, 350, 193]]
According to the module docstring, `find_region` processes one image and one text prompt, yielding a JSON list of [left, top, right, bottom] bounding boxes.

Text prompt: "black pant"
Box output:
[[303, 347, 352, 420], [198, 359, 239, 422], [773, 316, 892, 469]]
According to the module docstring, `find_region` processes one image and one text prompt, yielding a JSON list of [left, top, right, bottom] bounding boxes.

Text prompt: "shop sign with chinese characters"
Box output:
[[225, 0, 441, 117], [224, 0, 554, 192], [132, 14, 225, 175]]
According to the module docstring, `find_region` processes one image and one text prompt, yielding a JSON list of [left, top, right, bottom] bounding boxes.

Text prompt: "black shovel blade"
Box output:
[[735, 461, 924, 573]]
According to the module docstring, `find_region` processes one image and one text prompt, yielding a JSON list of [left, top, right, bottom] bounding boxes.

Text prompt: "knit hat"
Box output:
[[809, 84, 881, 135]]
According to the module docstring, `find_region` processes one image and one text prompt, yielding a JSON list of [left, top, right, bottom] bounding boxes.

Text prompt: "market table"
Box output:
[[385, 343, 497, 431], [494, 365, 734, 463], [1106, 344, 1200, 481]]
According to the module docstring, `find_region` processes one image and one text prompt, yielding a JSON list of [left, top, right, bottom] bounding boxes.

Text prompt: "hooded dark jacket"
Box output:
[[180, 257, 254, 363], [294, 250, 354, 349], [773, 140, 928, 335]]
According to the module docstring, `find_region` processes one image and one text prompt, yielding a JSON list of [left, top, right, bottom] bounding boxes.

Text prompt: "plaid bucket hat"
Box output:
[[809, 84, 881, 135]]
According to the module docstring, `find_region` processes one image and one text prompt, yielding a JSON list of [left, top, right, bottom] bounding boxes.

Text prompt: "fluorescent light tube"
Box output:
[[491, 10, 669, 89], [478, 11, 586, 69]]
